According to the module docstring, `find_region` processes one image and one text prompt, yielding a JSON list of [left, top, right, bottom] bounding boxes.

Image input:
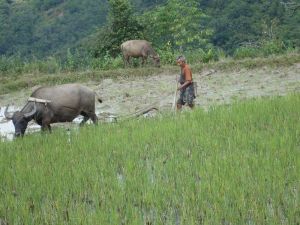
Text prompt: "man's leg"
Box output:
[[187, 85, 195, 109], [177, 92, 184, 110], [177, 103, 183, 110], [188, 103, 194, 109]]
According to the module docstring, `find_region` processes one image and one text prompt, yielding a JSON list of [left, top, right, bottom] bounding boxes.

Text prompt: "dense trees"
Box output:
[[0, 0, 11, 55], [92, 0, 144, 57], [140, 0, 211, 51], [0, 0, 299, 59], [0, 0, 108, 57], [200, 0, 299, 53]]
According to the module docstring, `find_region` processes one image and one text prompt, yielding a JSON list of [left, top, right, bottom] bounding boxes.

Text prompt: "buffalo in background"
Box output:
[[121, 40, 160, 67]]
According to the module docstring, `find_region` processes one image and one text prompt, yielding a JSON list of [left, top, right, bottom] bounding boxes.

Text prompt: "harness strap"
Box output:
[[28, 97, 51, 104]]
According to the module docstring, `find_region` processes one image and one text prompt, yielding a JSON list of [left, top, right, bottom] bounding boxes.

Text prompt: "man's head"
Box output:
[[176, 55, 186, 66]]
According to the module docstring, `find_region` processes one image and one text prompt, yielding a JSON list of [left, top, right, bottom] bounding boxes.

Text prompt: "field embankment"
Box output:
[[0, 52, 299, 95], [0, 94, 299, 224], [0, 53, 299, 138]]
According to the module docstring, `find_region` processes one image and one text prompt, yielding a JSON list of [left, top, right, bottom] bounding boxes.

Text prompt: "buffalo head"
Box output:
[[151, 55, 160, 67], [4, 103, 36, 137]]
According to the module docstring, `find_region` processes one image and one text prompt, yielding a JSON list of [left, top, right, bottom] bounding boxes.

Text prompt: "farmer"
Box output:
[[176, 55, 196, 110]]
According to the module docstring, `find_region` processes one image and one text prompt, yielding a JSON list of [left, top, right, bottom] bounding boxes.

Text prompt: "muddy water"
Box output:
[[1, 63, 299, 140], [0, 106, 18, 140], [0, 106, 43, 140], [0, 105, 155, 140]]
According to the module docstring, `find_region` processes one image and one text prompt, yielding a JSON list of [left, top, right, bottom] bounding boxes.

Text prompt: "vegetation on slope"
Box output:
[[0, 52, 299, 95], [0, 0, 298, 58]]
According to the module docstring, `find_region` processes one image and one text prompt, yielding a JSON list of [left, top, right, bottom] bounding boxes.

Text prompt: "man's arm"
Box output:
[[177, 80, 192, 90], [177, 67, 192, 90]]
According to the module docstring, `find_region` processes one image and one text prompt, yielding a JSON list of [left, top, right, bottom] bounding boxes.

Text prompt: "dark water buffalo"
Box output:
[[121, 40, 160, 67], [4, 83, 102, 137]]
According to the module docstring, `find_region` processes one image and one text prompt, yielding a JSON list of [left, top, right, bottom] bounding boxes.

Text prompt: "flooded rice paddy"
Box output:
[[1, 63, 299, 140]]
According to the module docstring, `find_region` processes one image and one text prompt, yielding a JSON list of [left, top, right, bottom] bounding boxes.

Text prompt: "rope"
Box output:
[[98, 91, 176, 122]]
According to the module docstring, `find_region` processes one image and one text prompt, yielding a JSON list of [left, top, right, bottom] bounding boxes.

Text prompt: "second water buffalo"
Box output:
[[121, 40, 160, 67], [4, 83, 102, 137]]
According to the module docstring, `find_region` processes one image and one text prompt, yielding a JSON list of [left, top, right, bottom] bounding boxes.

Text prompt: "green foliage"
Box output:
[[260, 40, 286, 56], [1, 52, 299, 95], [23, 56, 61, 74], [0, 0, 299, 60], [63, 48, 93, 71], [140, 0, 212, 51], [90, 53, 124, 70], [0, 0, 108, 57], [33, 0, 64, 11], [233, 47, 260, 59], [280, 3, 300, 48], [199, 0, 300, 54], [156, 42, 178, 65], [0, 0, 11, 55], [233, 40, 288, 59], [0, 54, 24, 75], [186, 48, 218, 63], [0, 54, 62, 75], [93, 0, 144, 57]]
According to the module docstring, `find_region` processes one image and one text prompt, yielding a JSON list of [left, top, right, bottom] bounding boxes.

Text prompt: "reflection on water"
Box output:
[[0, 106, 17, 141], [0, 106, 114, 141]]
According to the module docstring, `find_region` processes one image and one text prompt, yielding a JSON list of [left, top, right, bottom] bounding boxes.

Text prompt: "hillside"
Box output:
[[0, 0, 298, 58], [0, 0, 167, 57], [0, 0, 109, 56]]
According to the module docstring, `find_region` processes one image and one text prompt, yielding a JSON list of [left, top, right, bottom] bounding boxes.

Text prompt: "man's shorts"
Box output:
[[177, 83, 196, 105]]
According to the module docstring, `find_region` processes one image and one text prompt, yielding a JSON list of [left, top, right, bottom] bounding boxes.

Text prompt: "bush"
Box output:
[[0, 55, 24, 75], [185, 48, 219, 64], [156, 42, 177, 65], [23, 57, 61, 74], [233, 47, 260, 59], [0, 56, 11, 74], [234, 40, 288, 60], [260, 40, 286, 56], [90, 53, 123, 70]]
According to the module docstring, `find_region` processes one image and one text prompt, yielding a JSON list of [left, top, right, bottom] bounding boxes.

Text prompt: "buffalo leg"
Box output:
[[90, 113, 98, 125], [41, 123, 51, 133], [122, 55, 127, 67], [80, 111, 98, 125], [124, 55, 130, 67], [126, 56, 131, 66], [80, 116, 89, 126], [141, 56, 147, 66]]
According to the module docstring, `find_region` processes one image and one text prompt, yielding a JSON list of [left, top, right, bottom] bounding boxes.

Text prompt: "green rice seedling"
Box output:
[[0, 94, 299, 224]]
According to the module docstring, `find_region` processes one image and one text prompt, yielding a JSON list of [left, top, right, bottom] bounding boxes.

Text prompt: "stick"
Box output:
[[172, 75, 178, 112]]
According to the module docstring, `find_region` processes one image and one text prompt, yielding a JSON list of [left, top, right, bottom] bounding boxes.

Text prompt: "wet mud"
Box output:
[[1, 63, 299, 140]]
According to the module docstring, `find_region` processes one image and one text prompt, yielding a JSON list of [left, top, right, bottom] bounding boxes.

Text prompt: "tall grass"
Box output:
[[1, 44, 298, 78], [0, 94, 299, 224]]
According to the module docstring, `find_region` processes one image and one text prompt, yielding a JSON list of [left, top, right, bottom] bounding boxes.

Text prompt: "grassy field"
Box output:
[[0, 94, 300, 224], [0, 94, 299, 224]]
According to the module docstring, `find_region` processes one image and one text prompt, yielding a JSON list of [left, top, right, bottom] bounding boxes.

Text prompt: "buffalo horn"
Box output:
[[4, 105, 13, 120], [24, 102, 37, 119]]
